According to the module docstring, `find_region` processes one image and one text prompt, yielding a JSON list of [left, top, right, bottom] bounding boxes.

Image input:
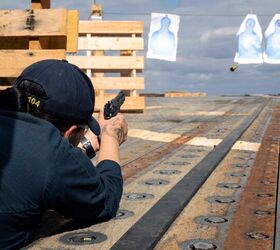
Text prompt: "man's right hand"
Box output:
[[98, 108, 128, 146], [96, 108, 128, 164]]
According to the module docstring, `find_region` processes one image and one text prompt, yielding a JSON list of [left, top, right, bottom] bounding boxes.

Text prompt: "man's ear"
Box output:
[[63, 125, 78, 138]]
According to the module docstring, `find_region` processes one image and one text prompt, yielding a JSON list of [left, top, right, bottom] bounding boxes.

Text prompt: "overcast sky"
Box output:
[[1, 0, 279, 95]]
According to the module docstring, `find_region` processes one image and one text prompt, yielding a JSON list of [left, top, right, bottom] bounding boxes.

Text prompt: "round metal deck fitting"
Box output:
[[207, 196, 236, 204], [232, 164, 250, 168], [261, 179, 274, 185], [188, 149, 205, 153], [227, 172, 246, 177], [246, 231, 270, 240], [123, 192, 154, 200], [143, 179, 170, 186], [181, 239, 218, 250], [254, 210, 272, 216], [113, 209, 134, 220], [165, 161, 191, 166], [204, 216, 228, 224], [59, 231, 107, 245], [257, 193, 273, 198], [178, 154, 198, 159], [153, 169, 181, 175], [195, 216, 228, 225], [217, 183, 242, 189], [241, 151, 252, 155], [235, 156, 246, 160]]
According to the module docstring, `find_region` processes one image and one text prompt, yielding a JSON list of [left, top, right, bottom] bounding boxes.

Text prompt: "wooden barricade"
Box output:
[[66, 19, 145, 111]]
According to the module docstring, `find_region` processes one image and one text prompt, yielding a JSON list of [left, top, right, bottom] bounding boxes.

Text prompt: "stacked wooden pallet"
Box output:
[[67, 18, 145, 111], [0, 0, 78, 88]]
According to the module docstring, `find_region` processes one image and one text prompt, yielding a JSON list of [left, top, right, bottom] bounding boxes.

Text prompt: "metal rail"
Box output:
[[111, 102, 267, 250]]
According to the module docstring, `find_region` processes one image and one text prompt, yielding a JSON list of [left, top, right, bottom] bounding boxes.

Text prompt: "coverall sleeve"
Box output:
[[42, 140, 123, 222]]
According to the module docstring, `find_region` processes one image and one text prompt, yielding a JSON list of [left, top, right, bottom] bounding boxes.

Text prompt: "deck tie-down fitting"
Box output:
[[59, 231, 107, 245], [142, 179, 169, 185], [207, 196, 236, 204], [181, 239, 219, 250], [153, 169, 181, 175], [195, 216, 228, 225], [123, 193, 154, 200], [217, 183, 242, 189], [113, 209, 134, 220]]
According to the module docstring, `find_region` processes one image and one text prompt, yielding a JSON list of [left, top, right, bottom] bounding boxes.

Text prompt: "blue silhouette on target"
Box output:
[[265, 19, 280, 60], [238, 18, 262, 59], [150, 15, 176, 56]]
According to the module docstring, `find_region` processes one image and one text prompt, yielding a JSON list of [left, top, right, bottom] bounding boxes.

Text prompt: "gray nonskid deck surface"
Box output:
[[26, 96, 280, 250]]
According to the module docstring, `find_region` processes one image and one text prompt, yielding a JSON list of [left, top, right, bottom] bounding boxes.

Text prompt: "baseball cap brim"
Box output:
[[88, 116, 101, 136]]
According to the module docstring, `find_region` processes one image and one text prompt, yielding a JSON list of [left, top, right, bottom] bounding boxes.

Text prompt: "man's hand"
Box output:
[[78, 108, 128, 163], [98, 108, 128, 145], [97, 108, 128, 164]]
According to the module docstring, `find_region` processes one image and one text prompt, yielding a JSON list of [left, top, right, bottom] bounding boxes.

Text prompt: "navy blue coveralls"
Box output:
[[0, 109, 123, 250]]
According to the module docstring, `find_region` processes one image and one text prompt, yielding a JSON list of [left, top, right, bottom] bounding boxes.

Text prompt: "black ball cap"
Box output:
[[14, 59, 100, 136]]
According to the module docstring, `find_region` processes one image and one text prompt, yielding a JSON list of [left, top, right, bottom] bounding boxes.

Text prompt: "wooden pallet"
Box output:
[[0, 1, 78, 89], [66, 18, 145, 111]]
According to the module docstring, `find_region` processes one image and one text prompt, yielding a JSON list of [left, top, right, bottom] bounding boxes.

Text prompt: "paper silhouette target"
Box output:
[[264, 14, 280, 64], [147, 13, 180, 61], [234, 14, 263, 64]]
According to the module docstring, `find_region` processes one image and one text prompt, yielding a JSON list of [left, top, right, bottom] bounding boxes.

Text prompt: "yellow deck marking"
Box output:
[[128, 129, 179, 142], [129, 130, 260, 152], [232, 141, 260, 151], [185, 137, 222, 147], [186, 137, 260, 152]]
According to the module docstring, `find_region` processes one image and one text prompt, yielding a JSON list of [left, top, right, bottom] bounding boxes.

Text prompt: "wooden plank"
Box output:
[[30, 1, 51, 49], [95, 96, 144, 111], [66, 10, 79, 53], [22, 10, 77, 50], [67, 56, 144, 71], [120, 50, 133, 96], [79, 21, 144, 35], [92, 77, 144, 90], [29, 37, 43, 49], [31, 0, 51, 9], [0, 86, 10, 90], [0, 50, 66, 77], [0, 9, 67, 37], [131, 34, 138, 97], [47, 36, 66, 49], [165, 91, 207, 97], [0, 37, 29, 49], [78, 37, 144, 50], [91, 47, 105, 97]]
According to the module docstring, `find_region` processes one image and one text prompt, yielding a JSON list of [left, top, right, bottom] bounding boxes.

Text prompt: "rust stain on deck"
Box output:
[[224, 105, 280, 250]]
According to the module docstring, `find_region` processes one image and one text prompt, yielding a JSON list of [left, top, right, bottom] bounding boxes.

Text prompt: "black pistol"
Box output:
[[104, 91, 125, 119]]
